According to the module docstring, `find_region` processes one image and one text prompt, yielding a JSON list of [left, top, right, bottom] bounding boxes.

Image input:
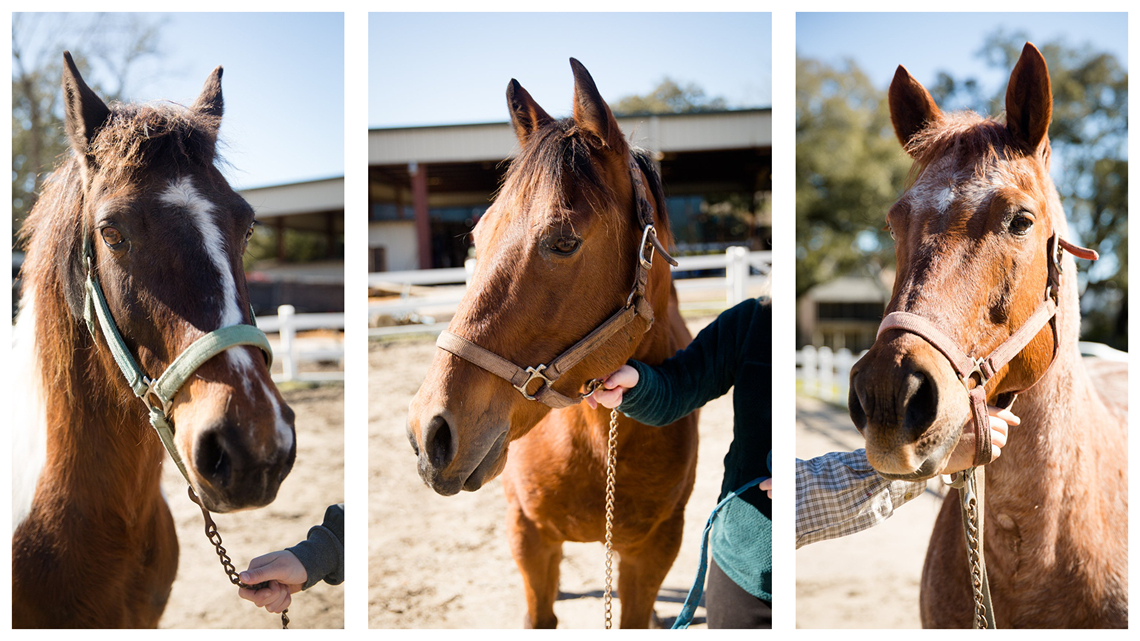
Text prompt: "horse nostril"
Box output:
[[901, 370, 938, 440], [424, 414, 456, 470], [407, 423, 421, 457], [195, 428, 233, 489], [848, 383, 868, 431]]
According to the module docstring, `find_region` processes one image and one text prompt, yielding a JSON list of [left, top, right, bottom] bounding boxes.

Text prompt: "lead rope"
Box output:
[[188, 486, 290, 629], [603, 407, 618, 629]]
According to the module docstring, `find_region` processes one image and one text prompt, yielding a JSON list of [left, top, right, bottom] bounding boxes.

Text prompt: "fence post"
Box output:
[[835, 348, 853, 404], [801, 345, 817, 397], [818, 346, 835, 401], [726, 246, 748, 305], [465, 258, 477, 288], [279, 304, 297, 382]]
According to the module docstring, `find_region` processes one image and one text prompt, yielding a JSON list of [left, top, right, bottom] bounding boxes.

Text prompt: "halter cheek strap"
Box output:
[[437, 152, 677, 408], [82, 227, 272, 484], [875, 232, 1097, 466]]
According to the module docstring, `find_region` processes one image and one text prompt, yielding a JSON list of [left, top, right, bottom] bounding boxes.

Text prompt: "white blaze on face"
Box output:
[[160, 177, 253, 376], [262, 381, 295, 456], [13, 291, 48, 531]]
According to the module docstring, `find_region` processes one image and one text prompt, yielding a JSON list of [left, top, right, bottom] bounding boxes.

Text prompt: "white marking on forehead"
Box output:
[[160, 177, 242, 329], [13, 291, 47, 532], [261, 381, 294, 455], [935, 186, 955, 214]]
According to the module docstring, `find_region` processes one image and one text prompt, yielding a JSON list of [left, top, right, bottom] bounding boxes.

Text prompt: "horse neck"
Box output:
[[987, 267, 1108, 494], [26, 282, 167, 516]]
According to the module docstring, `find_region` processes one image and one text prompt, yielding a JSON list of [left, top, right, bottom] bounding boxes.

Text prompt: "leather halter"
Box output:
[[436, 153, 677, 409], [81, 216, 272, 484], [875, 232, 1097, 466]]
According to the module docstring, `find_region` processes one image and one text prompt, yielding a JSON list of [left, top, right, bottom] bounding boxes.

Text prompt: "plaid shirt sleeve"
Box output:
[[796, 449, 927, 548]]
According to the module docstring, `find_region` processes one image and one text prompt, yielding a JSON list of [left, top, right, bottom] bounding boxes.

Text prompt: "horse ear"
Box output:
[[888, 65, 943, 154], [191, 66, 225, 122], [1005, 42, 1052, 154], [570, 58, 627, 154], [506, 79, 553, 145], [61, 51, 110, 159]]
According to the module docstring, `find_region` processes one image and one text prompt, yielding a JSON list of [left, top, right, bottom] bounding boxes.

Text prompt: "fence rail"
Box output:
[[258, 305, 345, 383], [369, 248, 771, 338]]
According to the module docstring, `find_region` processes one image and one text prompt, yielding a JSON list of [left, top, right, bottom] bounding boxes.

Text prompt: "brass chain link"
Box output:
[[603, 407, 618, 630], [188, 486, 290, 629], [964, 492, 987, 629]]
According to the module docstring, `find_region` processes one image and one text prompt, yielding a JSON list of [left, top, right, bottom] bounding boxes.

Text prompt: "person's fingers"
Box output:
[[237, 587, 257, 603], [584, 395, 598, 410], [604, 365, 638, 390], [265, 590, 292, 614], [986, 405, 1021, 426], [249, 584, 283, 608], [593, 387, 624, 409], [759, 478, 772, 499]]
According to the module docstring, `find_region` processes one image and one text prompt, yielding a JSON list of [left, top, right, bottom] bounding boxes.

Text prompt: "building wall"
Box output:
[[369, 220, 418, 271]]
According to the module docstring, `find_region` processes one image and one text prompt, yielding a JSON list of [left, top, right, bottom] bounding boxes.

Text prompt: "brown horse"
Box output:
[[407, 59, 698, 628], [12, 52, 296, 628], [848, 43, 1127, 627]]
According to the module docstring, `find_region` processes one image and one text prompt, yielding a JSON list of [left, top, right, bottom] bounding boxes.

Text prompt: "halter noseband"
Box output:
[[81, 217, 272, 484], [436, 153, 677, 409], [875, 232, 1097, 466]]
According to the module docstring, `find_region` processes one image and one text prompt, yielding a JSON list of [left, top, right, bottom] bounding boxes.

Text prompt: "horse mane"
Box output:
[[500, 118, 672, 238], [904, 111, 1049, 189]]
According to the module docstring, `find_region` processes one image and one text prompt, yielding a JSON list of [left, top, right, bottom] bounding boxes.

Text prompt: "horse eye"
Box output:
[[100, 227, 124, 248], [549, 236, 581, 255], [244, 222, 256, 244], [1009, 213, 1034, 236]]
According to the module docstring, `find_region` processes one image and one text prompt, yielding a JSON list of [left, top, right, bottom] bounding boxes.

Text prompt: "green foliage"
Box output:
[[797, 33, 1127, 348], [243, 225, 336, 271], [612, 78, 728, 115], [795, 56, 911, 298]]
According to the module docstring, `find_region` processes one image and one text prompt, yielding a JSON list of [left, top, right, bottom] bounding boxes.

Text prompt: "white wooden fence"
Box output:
[[369, 247, 771, 338], [796, 346, 862, 404], [257, 305, 345, 383]]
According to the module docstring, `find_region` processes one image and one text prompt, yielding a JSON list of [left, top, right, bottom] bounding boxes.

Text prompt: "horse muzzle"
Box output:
[[407, 405, 509, 496], [848, 333, 969, 479]]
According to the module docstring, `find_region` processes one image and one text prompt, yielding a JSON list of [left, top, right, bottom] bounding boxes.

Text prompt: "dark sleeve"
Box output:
[[286, 503, 344, 590], [617, 298, 756, 426]]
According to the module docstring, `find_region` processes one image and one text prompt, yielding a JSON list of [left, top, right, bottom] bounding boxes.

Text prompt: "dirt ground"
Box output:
[[368, 316, 737, 629], [159, 383, 345, 629], [795, 394, 946, 629]]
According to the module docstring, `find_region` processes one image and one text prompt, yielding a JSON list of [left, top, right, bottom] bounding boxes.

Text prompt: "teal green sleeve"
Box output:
[[618, 299, 756, 426]]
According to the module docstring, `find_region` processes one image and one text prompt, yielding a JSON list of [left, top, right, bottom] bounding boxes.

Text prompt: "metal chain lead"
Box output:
[[603, 407, 618, 630], [964, 485, 987, 629], [188, 486, 290, 629]]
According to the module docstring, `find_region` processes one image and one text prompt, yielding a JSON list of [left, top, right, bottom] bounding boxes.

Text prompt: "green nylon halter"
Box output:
[[81, 224, 272, 484]]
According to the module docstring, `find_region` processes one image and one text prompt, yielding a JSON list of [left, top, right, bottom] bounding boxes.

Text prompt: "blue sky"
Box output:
[[369, 13, 772, 128], [797, 13, 1128, 93], [14, 12, 344, 190]]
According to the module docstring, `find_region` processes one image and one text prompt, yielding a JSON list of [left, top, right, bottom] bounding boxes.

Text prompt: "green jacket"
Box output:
[[619, 298, 771, 601]]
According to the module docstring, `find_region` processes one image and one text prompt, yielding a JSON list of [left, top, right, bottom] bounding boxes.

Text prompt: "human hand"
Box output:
[[759, 478, 772, 499], [940, 406, 1019, 475], [583, 364, 639, 409], [237, 550, 307, 613]]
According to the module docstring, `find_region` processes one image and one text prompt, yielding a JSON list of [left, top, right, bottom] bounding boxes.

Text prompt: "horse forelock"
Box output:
[[89, 101, 222, 181]]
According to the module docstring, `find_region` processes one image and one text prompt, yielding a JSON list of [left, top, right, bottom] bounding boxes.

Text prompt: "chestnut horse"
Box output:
[[12, 52, 296, 628], [848, 43, 1127, 627], [407, 59, 698, 628]]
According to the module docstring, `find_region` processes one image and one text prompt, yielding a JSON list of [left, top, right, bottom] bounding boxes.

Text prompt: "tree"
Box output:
[[612, 78, 728, 116], [795, 56, 911, 298], [12, 13, 166, 242]]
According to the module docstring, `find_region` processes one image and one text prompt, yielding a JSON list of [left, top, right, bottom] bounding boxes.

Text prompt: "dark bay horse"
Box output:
[[407, 59, 698, 628], [849, 43, 1127, 627], [12, 52, 296, 628]]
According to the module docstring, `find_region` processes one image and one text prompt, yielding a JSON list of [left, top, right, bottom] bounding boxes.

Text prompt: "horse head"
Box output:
[[849, 43, 1075, 480], [407, 59, 674, 496], [57, 52, 295, 511]]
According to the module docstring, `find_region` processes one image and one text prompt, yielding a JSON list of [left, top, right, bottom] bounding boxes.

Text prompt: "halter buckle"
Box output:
[[964, 358, 992, 390], [515, 364, 554, 401], [143, 376, 172, 417], [638, 225, 657, 270]]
